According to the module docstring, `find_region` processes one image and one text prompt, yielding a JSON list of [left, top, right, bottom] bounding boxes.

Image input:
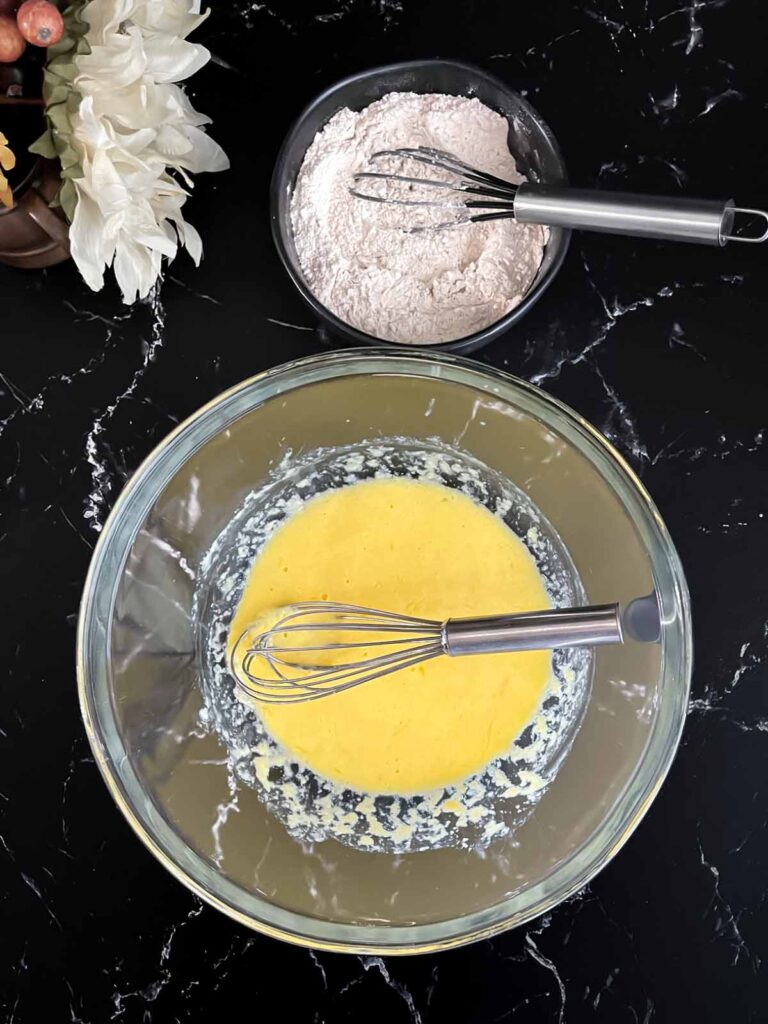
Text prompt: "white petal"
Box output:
[[77, 30, 148, 91], [142, 33, 209, 83], [78, 150, 132, 216], [113, 240, 146, 303], [179, 217, 202, 264], [132, 0, 208, 39], [170, 125, 229, 173], [114, 237, 162, 303], [73, 95, 111, 152], [154, 123, 192, 158], [82, 0, 137, 45], [70, 188, 110, 292], [165, 84, 212, 127], [129, 217, 178, 257]]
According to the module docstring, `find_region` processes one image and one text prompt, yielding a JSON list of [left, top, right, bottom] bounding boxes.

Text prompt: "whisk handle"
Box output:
[[443, 604, 623, 656], [514, 184, 768, 246]]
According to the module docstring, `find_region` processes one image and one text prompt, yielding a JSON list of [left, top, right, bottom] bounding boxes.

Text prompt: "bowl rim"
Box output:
[[77, 348, 692, 954], [269, 58, 572, 354]]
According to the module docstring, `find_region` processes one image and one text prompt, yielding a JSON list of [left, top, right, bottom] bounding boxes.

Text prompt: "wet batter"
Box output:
[[227, 478, 552, 795]]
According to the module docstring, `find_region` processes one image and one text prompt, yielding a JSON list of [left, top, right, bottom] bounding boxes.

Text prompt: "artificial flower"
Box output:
[[32, 0, 228, 302], [0, 132, 15, 209]]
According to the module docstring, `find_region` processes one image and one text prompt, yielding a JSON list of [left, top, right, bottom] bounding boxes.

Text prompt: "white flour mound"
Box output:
[[290, 92, 546, 345]]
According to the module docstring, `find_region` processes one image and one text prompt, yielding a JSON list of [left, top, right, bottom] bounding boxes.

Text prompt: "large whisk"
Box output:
[[229, 595, 660, 704], [350, 146, 768, 244]]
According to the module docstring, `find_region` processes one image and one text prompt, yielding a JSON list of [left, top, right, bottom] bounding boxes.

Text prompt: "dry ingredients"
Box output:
[[290, 92, 546, 345]]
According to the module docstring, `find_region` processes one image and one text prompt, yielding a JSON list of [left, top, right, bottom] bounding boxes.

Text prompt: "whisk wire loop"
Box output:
[[370, 147, 520, 194], [348, 146, 519, 228], [230, 602, 447, 704]]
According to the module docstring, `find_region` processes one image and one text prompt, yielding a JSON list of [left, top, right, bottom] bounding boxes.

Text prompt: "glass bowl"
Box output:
[[270, 59, 571, 354], [77, 350, 691, 953]]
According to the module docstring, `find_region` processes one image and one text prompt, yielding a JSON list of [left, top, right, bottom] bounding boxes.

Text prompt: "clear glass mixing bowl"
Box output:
[[77, 350, 691, 953]]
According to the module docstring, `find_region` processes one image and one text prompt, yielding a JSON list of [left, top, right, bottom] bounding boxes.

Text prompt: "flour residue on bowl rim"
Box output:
[[194, 439, 591, 854]]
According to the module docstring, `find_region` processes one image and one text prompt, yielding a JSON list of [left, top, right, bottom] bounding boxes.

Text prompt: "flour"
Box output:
[[290, 92, 546, 345]]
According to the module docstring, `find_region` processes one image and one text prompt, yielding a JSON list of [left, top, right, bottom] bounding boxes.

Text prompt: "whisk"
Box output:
[[350, 146, 768, 244], [229, 595, 660, 704]]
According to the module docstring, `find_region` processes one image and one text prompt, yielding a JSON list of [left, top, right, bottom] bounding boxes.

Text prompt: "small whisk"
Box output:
[[229, 595, 661, 705], [350, 146, 768, 245], [350, 147, 521, 231]]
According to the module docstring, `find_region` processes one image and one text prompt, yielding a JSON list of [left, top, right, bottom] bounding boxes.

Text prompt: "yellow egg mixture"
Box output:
[[227, 478, 552, 795]]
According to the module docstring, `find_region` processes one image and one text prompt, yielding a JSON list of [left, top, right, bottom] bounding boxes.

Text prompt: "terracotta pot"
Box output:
[[0, 156, 70, 269]]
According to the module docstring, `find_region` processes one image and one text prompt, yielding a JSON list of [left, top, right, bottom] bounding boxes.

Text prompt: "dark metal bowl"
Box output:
[[270, 59, 570, 355]]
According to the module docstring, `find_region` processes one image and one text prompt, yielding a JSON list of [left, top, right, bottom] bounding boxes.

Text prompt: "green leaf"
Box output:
[[60, 179, 77, 221], [28, 0, 89, 222], [29, 130, 57, 160]]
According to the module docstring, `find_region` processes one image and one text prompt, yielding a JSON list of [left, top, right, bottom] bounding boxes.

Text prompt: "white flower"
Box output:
[[38, 0, 228, 302]]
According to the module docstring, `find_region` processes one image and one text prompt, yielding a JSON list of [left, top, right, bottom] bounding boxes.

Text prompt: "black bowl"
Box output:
[[270, 59, 570, 355]]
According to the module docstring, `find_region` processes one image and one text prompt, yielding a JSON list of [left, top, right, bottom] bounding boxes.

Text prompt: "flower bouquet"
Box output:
[[1, 0, 228, 300]]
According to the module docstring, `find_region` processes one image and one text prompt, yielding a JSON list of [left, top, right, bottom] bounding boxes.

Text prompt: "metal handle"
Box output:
[[442, 603, 623, 657], [514, 184, 768, 246]]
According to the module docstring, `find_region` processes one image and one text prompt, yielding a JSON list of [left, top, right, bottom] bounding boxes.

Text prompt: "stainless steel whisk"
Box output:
[[229, 595, 660, 704], [350, 146, 768, 245]]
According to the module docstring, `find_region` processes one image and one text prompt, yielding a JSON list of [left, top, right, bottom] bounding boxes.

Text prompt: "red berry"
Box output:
[[0, 13, 25, 61], [16, 0, 62, 47]]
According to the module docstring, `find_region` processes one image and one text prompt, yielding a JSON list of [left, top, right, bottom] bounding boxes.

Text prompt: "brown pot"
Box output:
[[0, 156, 70, 269]]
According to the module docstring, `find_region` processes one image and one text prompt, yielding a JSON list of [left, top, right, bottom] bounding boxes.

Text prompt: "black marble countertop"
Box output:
[[2, 0, 767, 1020]]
